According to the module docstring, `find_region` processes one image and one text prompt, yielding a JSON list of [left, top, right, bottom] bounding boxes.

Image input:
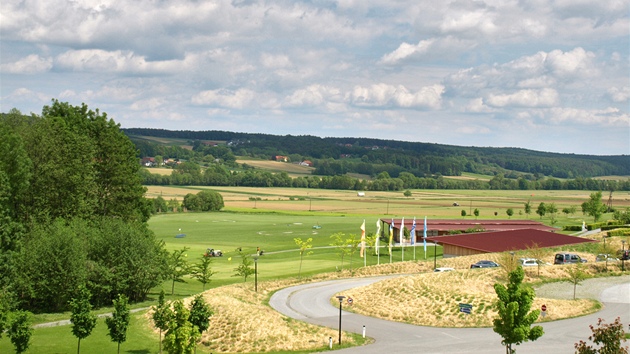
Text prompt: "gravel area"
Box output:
[[534, 275, 630, 301]]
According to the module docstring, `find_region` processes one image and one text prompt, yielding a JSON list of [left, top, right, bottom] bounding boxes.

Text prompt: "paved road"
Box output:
[[269, 276, 630, 354]]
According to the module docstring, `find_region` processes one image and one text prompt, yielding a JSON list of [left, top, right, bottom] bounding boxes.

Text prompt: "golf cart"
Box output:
[[204, 248, 223, 257]]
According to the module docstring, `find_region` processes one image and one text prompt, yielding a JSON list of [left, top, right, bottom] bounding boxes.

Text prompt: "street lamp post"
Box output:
[[622, 240, 626, 272], [253, 255, 258, 292], [335, 295, 346, 345]]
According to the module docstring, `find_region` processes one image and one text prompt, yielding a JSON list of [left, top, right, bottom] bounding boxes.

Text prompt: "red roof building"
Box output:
[[424, 229, 596, 257]]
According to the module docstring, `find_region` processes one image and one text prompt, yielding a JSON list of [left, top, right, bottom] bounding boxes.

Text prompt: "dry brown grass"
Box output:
[[144, 236, 627, 353]]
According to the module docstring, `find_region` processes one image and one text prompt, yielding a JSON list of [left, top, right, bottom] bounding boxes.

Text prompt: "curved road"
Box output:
[[269, 276, 630, 354]]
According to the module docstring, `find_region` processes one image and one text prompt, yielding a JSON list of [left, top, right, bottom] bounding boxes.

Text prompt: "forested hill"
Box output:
[[122, 128, 629, 179]]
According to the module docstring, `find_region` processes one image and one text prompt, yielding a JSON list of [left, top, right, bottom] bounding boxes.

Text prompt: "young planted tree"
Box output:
[[168, 247, 191, 295], [461, 209, 467, 217], [191, 256, 216, 291], [546, 203, 558, 225], [330, 232, 348, 270], [188, 295, 213, 354], [294, 237, 313, 279], [232, 250, 255, 282], [575, 317, 628, 354], [526, 243, 551, 277], [536, 202, 546, 219], [493, 266, 544, 354], [474, 208, 480, 219], [163, 300, 200, 354], [105, 294, 130, 354], [497, 252, 519, 278], [8, 310, 33, 354], [346, 234, 361, 272], [152, 290, 173, 354], [506, 208, 514, 219], [524, 200, 532, 218], [69, 285, 97, 354], [565, 263, 588, 300]]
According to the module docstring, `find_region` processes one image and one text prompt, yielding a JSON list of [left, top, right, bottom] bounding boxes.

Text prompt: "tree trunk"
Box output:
[[77, 338, 80, 354]]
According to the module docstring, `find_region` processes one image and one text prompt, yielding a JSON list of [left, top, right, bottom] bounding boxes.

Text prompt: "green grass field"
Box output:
[[4, 187, 626, 353]]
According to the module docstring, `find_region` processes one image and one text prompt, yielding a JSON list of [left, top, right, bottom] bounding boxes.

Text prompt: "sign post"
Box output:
[[541, 304, 547, 318]]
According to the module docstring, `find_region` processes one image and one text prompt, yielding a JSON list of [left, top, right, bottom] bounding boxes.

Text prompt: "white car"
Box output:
[[434, 267, 455, 272], [519, 258, 540, 267]]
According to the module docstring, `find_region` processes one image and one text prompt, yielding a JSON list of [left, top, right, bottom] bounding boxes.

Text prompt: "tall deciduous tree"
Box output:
[[536, 202, 546, 219], [152, 290, 172, 354], [582, 191, 608, 222], [8, 310, 33, 354], [106, 294, 130, 354], [493, 266, 544, 354], [69, 285, 97, 354], [168, 248, 191, 295]]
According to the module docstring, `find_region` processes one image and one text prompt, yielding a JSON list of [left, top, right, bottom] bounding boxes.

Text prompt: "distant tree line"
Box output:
[[123, 128, 630, 178], [140, 162, 630, 191]]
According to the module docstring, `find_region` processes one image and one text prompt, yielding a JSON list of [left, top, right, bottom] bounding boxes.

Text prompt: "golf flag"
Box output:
[[375, 219, 381, 256], [410, 217, 416, 245], [423, 216, 427, 257], [360, 219, 366, 258], [388, 219, 394, 256]]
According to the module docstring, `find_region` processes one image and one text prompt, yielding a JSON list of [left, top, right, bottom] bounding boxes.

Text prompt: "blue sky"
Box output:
[[1, 0, 628, 155]]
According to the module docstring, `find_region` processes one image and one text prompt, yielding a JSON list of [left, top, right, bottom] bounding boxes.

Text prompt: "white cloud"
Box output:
[[191, 88, 256, 109], [607, 86, 630, 103], [1, 54, 52, 74], [347, 84, 444, 110], [486, 88, 559, 108], [379, 39, 435, 64], [545, 107, 629, 126]]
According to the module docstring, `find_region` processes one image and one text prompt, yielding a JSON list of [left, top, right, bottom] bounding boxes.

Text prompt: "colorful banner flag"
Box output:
[[360, 219, 366, 258], [388, 218, 394, 256], [399, 217, 405, 245], [375, 219, 381, 256], [423, 216, 428, 257], [410, 217, 416, 245]]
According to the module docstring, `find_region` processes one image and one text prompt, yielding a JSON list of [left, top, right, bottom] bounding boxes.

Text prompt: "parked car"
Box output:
[[553, 253, 586, 264], [595, 254, 618, 262], [434, 267, 455, 272], [470, 260, 500, 268], [519, 258, 541, 267]]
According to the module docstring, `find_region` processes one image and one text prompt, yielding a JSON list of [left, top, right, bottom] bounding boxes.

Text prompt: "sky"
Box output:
[[1, 0, 628, 156]]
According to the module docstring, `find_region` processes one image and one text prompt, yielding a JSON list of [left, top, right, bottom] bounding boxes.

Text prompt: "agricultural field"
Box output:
[[237, 159, 315, 177]]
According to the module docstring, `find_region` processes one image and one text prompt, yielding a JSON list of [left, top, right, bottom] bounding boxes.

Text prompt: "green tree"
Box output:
[[474, 208, 480, 219], [168, 248, 191, 295], [196, 190, 224, 211], [86, 217, 168, 306], [294, 237, 313, 279], [546, 203, 558, 224], [575, 317, 628, 354], [565, 263, 588, 300], [493, 266, 543, 354], [69, 285, 97, 354], [105, 294, 130, 354], [191, 256, 216, 291], [461, 209, 467, 217], [163, 300, 200, 354], [345, 233, 361, 272], [524, 200, 532, 218], [536, 202, 546, 219], [152, 290, 173, 354], [330, 232, 348, 270], [183, 194, 202, 211], [582, 191, 608, 222], [14, 218, 88, 312], [232, 250, 255, 282], [8, 310, 33, 354], [188, 295, 213, 354], [506, 208, 514, 219], [154, 196, 168, 213], [526, 243, 551, 277], [403, 190, 412, 197]]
